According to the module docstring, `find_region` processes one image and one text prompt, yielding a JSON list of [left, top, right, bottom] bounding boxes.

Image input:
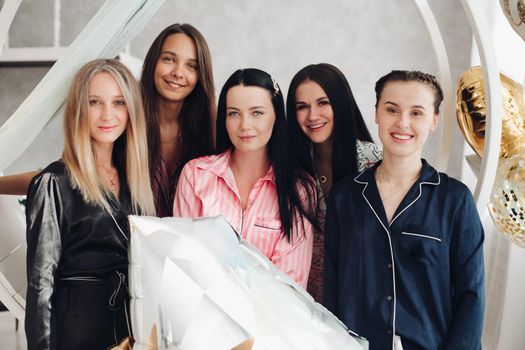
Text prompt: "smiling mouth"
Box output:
[[239, 136, 256, 142], [165, 80, 186, 89], [391, 133, 413, 141], [307, 122, 327, 131], [98, 126, 117, 132]]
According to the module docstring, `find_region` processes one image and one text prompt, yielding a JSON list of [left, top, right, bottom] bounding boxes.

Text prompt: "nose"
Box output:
[[170, 62, 184, 78], [397, 112, 410, 129], [101, 104, 113, 120], [306, 105, 319, 121], [239, 115, 251, 130]]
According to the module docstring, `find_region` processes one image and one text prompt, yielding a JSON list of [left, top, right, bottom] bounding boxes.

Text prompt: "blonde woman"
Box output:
[[25, 59, 154, 349]]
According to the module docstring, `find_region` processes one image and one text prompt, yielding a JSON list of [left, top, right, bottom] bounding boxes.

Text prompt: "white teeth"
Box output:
[[392, 133, 412, 140], [167, 81, 183, 88], [309, 123, 326, 129]]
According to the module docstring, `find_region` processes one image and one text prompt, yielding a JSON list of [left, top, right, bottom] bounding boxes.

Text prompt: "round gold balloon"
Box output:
[[500, 0, 525, 41], [489, 154, 525, 248], [456, 66, 525, 159]]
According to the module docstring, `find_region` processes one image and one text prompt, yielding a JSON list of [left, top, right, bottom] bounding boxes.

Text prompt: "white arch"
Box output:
[[412, 0, 454, 172], [461, 0, 503, 213]]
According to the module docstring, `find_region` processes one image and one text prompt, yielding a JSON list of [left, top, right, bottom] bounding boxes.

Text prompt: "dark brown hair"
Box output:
[[140, 23, 216, 182], [286, 63, 374, 183]]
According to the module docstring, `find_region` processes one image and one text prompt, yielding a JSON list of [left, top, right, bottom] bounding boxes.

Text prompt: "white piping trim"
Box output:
[[401, 231, 442, 242], [359, 182, 397, 344], [355, 169, 440, 347], [390, 173, 441, 226]]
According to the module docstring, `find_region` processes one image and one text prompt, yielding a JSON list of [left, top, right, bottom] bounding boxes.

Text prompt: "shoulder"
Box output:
[[356, 140, 382, 171], [179, 153, 227, 188], [185, 153, 226, 172], [435, 172, 476, 206], [27, 160, 70, 205], [40, 160, 68, 177], [29, 160, 68, 189], [331, 167, 371, 199]]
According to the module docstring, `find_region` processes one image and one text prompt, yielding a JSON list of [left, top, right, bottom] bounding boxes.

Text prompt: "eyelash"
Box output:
[[88, 100, 126, 106], [161, 56, 197, 70]]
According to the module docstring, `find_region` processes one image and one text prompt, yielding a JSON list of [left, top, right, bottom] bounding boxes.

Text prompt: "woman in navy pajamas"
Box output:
[[324, 70, 484, 350]]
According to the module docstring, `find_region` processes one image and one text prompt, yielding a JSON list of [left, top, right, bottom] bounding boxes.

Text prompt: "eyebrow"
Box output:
[[384, 101, 426, 110], [88, 95, 124, 98], [160, 50, 197, 62], [226, 106, 266, 111], [295, 96, 328, 105]]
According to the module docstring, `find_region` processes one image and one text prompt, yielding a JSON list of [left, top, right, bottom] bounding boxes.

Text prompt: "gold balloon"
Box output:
[[500, 0, 525, 41], [489, 155, 525, 248], [456, 66, 525, 159]]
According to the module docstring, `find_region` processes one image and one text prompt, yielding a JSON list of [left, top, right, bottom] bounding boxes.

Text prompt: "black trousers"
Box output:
[[53, 281, 130, 350]]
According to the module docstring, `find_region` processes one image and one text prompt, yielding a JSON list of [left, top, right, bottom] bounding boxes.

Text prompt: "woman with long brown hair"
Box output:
[[0, 23, 216, 217]]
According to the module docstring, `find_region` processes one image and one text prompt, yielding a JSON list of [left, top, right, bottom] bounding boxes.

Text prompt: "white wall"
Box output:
[[1, 0, 472, 177]]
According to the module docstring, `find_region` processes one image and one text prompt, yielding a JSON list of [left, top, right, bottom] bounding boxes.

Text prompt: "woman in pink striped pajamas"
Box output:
[[173, 68, 318, 288]]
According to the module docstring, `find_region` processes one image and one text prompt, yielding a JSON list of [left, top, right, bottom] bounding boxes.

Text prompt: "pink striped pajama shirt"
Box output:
[[173, 150, 314, 288]]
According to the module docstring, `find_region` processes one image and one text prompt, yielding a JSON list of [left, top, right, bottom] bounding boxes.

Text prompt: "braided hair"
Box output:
[[374, 70, 444, 114]]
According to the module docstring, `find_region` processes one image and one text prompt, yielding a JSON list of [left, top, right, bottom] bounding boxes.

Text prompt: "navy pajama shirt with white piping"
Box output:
[[323, 159, 484, 350]]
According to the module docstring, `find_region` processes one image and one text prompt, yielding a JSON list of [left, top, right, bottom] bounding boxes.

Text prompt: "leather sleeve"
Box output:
[[25, 172, 63, 350]]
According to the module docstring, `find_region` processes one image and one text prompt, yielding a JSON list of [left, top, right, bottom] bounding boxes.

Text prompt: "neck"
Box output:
[[377, 155, 422, 185], [229, 148, 271, 179], [158, 97, 183, 124], [92, 142, 115, 169], [313, 140, 332, 174]]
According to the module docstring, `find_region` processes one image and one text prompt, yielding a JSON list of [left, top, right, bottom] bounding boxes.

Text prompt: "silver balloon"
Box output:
[[489, 154, 525, 248], [128, 215, 368, 350]]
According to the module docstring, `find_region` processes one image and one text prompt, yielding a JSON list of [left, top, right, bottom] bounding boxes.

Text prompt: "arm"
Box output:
[[323, 190, 340, 315], [445, 190, 484, 349], [270, 217, 313, 288], [25, 173, 63, 350], [0, 171, 38, 195], [173, 162, 203, 218], [270, 178, 318, 288]]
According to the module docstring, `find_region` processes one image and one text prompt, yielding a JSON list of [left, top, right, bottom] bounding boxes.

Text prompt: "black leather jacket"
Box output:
[[25, 160, 132, 349]]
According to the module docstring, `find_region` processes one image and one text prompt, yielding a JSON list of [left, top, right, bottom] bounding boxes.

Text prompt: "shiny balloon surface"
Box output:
[[456, 66, 525, 159], [489, 155, 525, 248]]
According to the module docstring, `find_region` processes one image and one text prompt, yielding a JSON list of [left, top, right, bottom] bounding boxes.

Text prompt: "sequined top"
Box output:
[[152, 157, 179, 217], [306, 140, 382, 302]]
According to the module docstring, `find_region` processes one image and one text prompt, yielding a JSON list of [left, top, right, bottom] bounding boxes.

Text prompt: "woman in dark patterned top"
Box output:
[[0, 23, 216, 218], [287, 63, 382, 303]]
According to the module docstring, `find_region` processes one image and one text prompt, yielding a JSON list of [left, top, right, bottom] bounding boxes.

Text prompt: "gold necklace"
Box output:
[[376, 168, 419, 203], [97, 165, 118, 192], [107, 171, 118, 190]]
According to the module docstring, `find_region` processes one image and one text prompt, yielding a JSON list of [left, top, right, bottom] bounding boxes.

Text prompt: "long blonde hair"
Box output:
[[62, 59, 155, 215]]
